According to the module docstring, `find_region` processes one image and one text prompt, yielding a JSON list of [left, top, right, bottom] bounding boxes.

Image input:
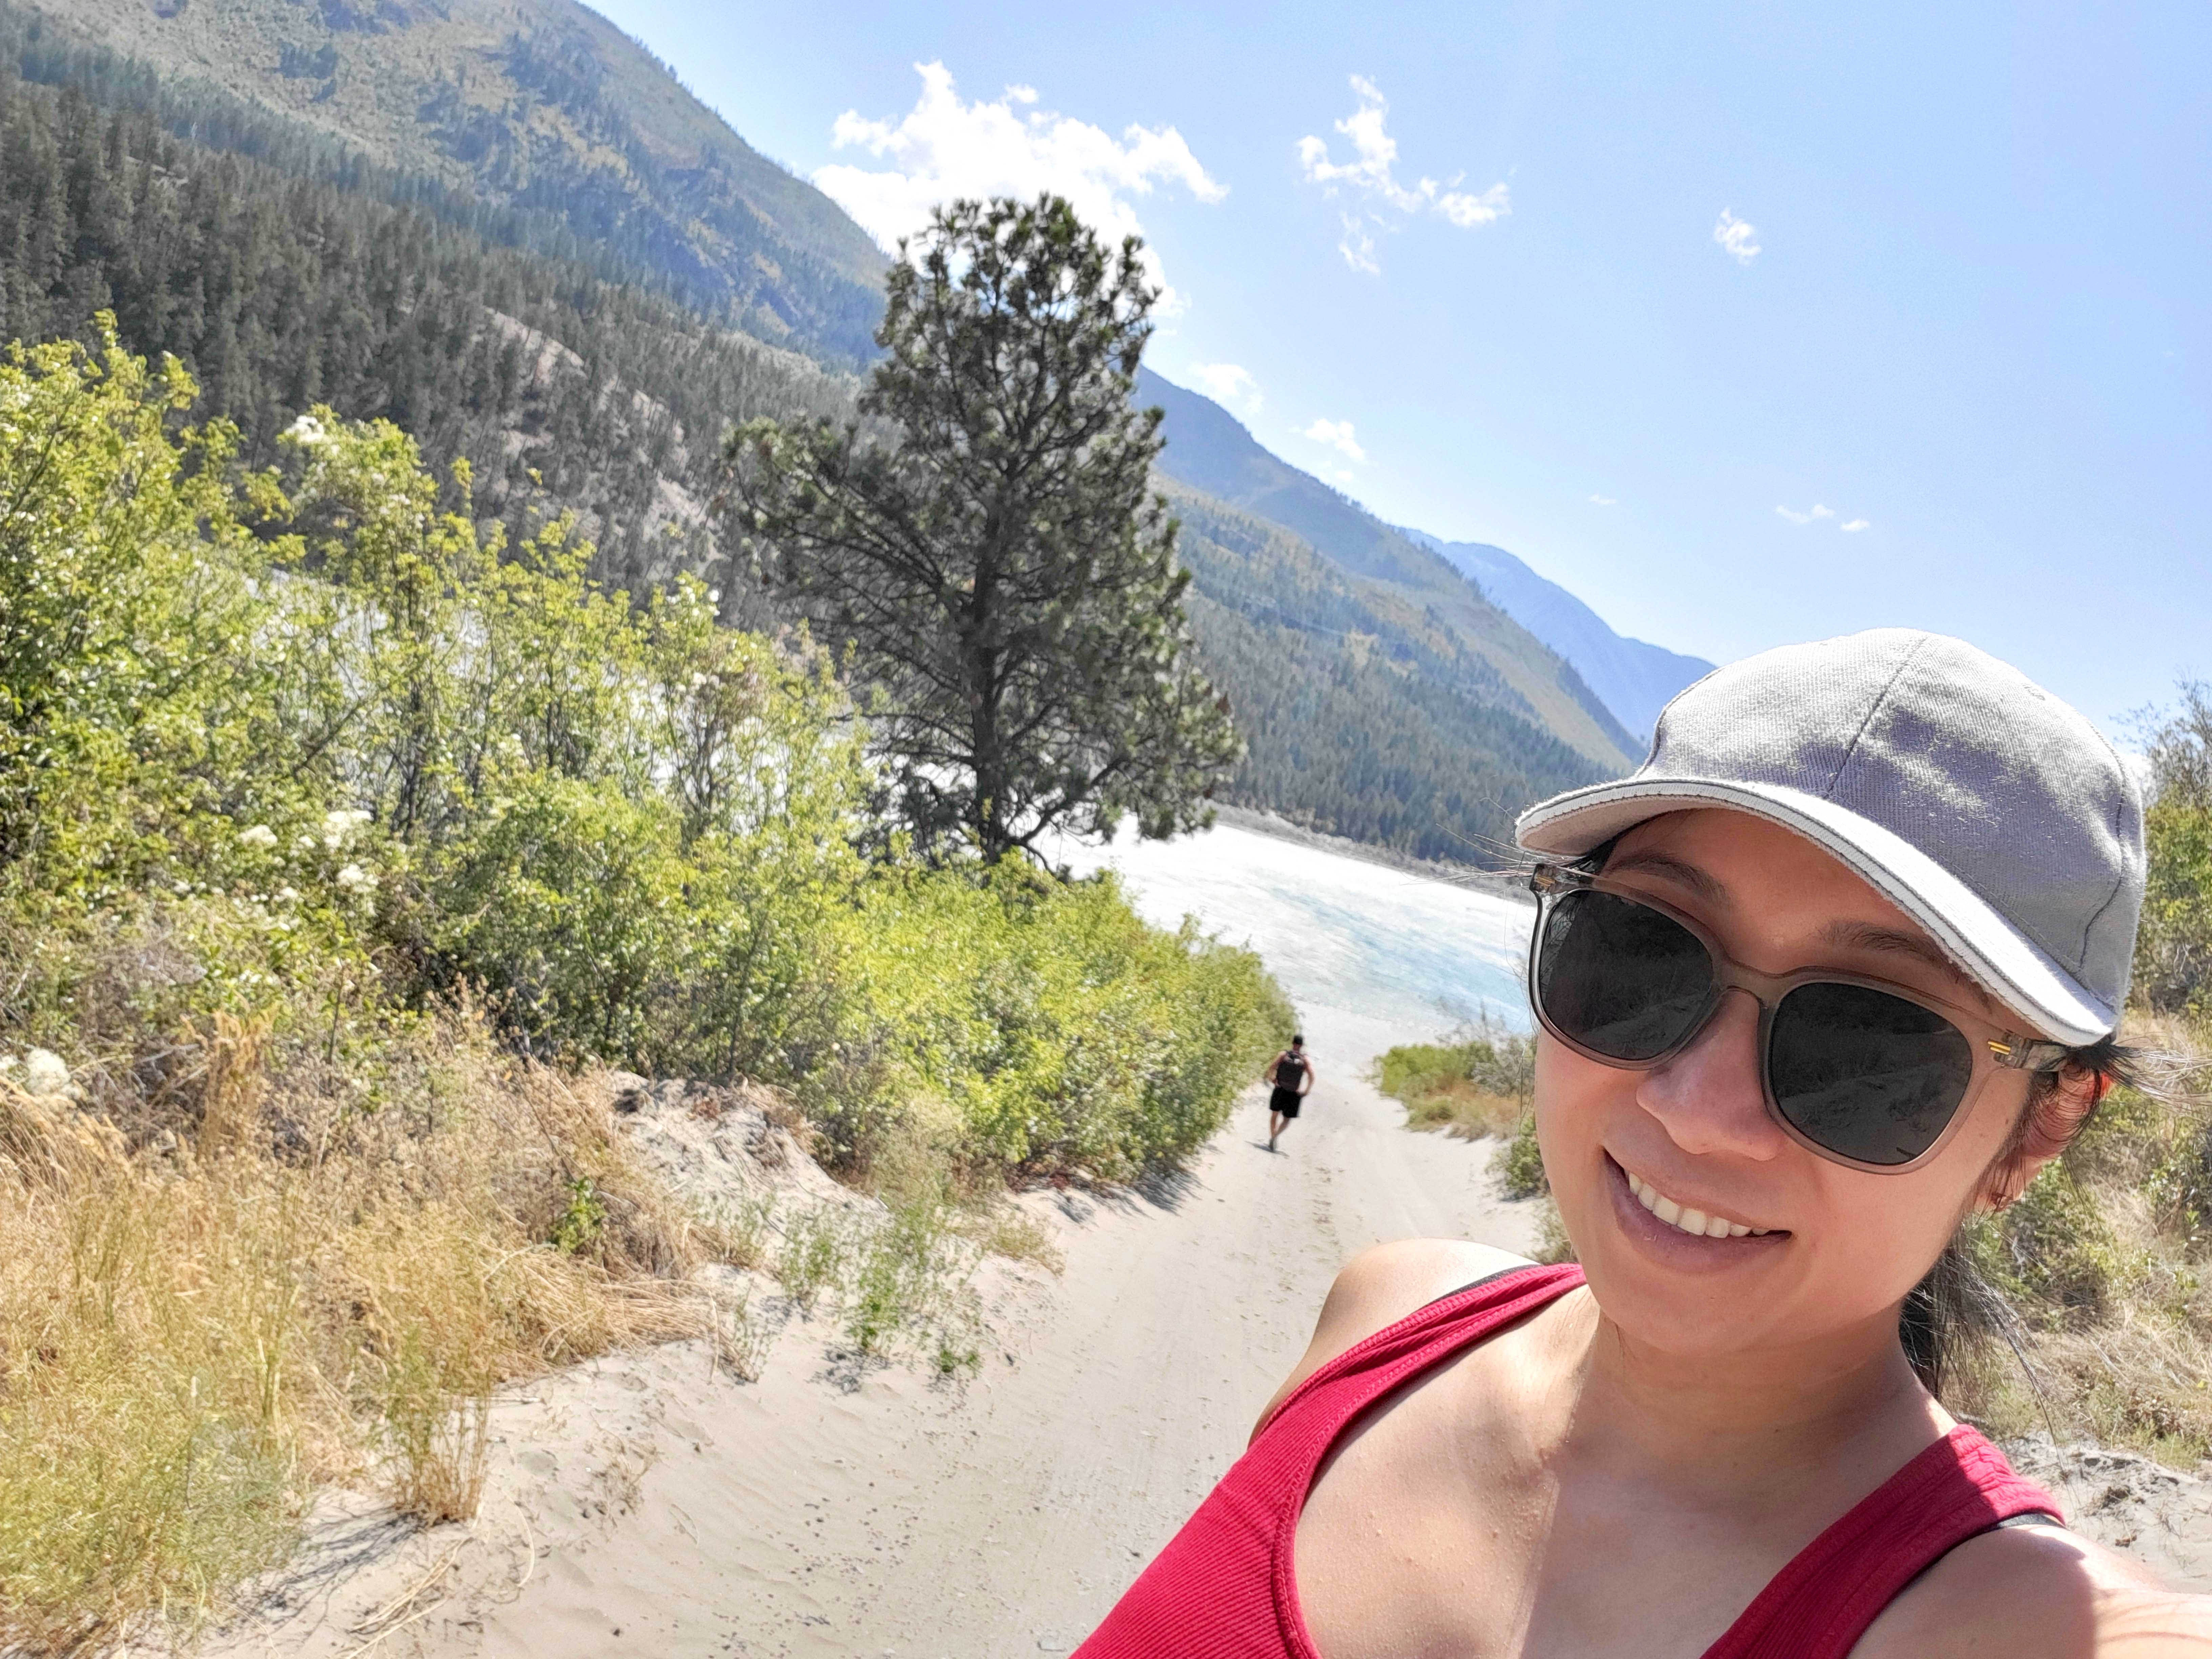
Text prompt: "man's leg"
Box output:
[[1268, 1110, 1282, 1151]]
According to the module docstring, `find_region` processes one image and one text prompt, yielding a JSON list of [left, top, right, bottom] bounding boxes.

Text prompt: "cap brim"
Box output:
[[1516, 778, 2114, 1045]]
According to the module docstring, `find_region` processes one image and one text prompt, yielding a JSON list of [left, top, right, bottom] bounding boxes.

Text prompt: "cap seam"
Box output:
[[2076, 787, 2130, 1000], [1822, 636, 1928, 801], [2074, 723, 2139, 996]]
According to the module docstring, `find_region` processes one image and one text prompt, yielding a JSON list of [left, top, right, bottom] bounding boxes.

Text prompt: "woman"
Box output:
[[1079, 630, 2212, 1657]]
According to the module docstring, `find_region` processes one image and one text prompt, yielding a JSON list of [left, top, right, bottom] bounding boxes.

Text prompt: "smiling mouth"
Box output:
[[1617, 1160, 1777, 1240]]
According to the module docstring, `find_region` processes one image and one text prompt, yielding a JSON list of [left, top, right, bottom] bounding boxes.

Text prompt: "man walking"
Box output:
[[1265, 1035, 1314, 1153]]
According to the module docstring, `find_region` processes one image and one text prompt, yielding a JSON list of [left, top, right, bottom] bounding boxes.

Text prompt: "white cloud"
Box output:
[[1589, 494, 1617, 507], [1337, 214, 1382, 275], [1303, 418, 1367, 464], [1298, 76, 1509, 272], [1779, 504, 1872, 531], [1715, 208, 1762, 265], [812, 62, 1225, 310], [1189, 363, 1263, 414]]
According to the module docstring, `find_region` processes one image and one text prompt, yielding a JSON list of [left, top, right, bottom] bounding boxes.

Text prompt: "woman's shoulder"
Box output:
[[1249, 1239, 1535, 1441], [1856, 1521, 2212, 1657]]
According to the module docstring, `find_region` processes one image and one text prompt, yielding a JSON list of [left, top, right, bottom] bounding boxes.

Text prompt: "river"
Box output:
[[1046, 818, 1535, 1059]]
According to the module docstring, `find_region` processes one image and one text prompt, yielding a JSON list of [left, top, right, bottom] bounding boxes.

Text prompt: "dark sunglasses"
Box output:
[[1526, 864, 2070, 1172]]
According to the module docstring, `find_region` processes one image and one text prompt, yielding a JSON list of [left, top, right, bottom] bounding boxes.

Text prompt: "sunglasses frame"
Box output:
[[1525, 863, 2072, 1174]]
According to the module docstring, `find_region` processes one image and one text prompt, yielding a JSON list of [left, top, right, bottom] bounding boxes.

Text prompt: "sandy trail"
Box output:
[[179, 999, 2212, 1659], [477, 1004, 1539, 1657], [195, 1004, 1536, 1658]]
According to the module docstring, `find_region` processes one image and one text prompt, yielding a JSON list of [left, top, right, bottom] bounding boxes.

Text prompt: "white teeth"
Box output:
[[1623, 1167, 1768, 1241]]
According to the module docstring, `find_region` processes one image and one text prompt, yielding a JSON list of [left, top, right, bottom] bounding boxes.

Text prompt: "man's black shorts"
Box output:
[[1269, 1088, 1304, 1119]]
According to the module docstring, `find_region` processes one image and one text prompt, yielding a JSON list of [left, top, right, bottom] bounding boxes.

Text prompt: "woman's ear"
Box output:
[[1978, 1064, 2107, 1211]]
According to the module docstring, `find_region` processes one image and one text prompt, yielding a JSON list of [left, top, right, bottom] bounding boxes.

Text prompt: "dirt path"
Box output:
[[476, 1005, 1535, 1657], [175, 999, 2212, 1659], [188, 1005, 1533, 1658]]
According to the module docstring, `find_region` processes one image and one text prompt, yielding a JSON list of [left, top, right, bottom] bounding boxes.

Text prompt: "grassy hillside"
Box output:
[[1140, 367, 1638, 772], [9, 0, 885, 359]]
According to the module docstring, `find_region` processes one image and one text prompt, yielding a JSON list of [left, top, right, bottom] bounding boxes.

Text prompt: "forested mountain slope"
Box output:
[[1396, 528, 1712, 745], [7, 0, 884, 359], [0, 2, 1622, 862], [1137, 367, 1638, 772], [0, 43, 856, 600], [1171, 485, 1615, 857]]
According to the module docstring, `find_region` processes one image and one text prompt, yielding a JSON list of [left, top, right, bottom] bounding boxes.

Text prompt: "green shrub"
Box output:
[[1497, 1111, 1550, 1200], [1375, 1024, 1535, 1144], [823, 866, 1294, 1179], [551, 1177, 610, 1255], [2138, 799, 2212, 1018], [2134, 684, 2212, 1017], [0, 331, 1298, 1643]]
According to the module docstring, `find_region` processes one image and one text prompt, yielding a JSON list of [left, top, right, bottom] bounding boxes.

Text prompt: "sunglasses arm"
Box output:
[[1986, 1038, 2074, 1073]]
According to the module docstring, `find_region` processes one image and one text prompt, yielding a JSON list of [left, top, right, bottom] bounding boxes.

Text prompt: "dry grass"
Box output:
[[1944, 1013, 2212, 1462], [0, 1015, 729, 1653], [1375, 1029, 1536, 1144], [1402, 1082, 1526, 1140]]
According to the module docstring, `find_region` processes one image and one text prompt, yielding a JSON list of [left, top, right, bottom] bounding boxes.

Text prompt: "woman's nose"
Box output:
[[1635, 988, 1789, 1162]]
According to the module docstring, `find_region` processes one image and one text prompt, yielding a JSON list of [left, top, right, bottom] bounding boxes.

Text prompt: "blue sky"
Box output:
[[590, 0, 2207, 739]]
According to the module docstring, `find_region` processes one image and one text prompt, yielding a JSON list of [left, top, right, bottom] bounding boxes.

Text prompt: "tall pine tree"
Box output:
[[725, 195, 1238, 864]]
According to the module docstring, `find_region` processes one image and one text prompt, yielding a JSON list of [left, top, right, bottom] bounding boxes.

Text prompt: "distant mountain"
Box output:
[[1136, 368, 1638, 774], [12, 0, 886, 361], [1168, 483, 1619, 861], [1395, 530, 1714, 746]]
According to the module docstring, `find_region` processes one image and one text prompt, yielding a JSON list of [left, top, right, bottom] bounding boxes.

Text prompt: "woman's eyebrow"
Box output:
[[1604, 849, 1728, 906], [1818, 920, 1992, 1008]]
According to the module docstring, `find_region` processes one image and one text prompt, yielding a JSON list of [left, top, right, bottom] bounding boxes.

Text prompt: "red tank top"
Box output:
[[1076, 1264, 2061, 1659]]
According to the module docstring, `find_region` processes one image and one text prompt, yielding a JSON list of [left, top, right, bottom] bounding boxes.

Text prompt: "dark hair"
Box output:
[[1901, 1034, 2155, 1397], [1291, 1034, 1304, 1046]]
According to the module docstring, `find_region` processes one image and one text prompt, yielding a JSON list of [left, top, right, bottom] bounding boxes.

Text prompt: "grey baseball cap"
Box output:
[[1515, 628, 2144, 1046]]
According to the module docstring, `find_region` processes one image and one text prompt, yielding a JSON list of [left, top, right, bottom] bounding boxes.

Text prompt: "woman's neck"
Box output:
[[1550, 1294, 1943, 1497]]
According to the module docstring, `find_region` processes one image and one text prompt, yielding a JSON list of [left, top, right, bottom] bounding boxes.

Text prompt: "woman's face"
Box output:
[[1537, 808, 2040, 1363]]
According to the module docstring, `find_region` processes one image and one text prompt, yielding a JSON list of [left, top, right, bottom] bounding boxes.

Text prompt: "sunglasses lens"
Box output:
[[1536, 887, 1715, 1062], [1768, 982, 1975, 1166]]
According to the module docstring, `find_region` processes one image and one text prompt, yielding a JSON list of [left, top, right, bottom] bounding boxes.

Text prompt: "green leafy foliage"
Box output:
[[551, 1176, 609, 1255], [2, 329, 1286, 1176], [2135, 684, 2212, 1018], [1497, 1112, 1550, 1203], [814, 865, 1293, 1179]]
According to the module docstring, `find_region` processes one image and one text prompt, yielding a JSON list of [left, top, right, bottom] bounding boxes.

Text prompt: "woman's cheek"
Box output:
[[1533, 1038, 1617, 1235]]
